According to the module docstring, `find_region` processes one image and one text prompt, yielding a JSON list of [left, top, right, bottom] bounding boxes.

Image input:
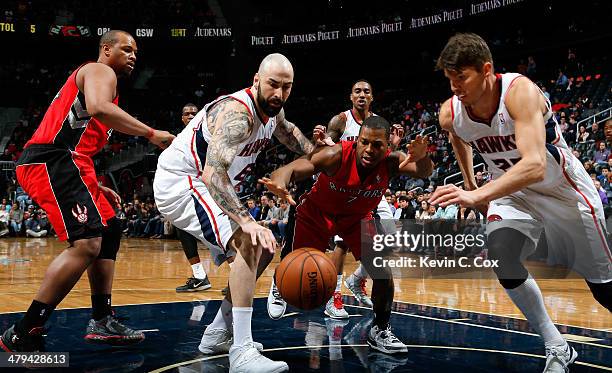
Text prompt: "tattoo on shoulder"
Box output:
[[327, 114, 346, 142]]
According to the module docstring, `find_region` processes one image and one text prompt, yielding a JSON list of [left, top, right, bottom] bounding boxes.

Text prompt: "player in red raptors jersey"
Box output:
[[261, 116, 432, 354], [0, 30, 175, 352]]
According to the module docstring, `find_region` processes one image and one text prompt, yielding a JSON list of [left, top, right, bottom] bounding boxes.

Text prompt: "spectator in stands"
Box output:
[[475, 171, 486, 188], [277, 200, 290, 240], [597, 167, 611, 189], [247, 198, 261, 220], [259, 194, 278, 228], [25, 211, 47, 237], [415, 201, 431, 223], [393, 196, 415, 220], [555, 70, 569, 90], [385, 194, 396, 216], [8, 203, 23, 236], [591, 122, 605, 143], [582, 102, 598, 120], [15, 186, 30, 209], [593, 141, 611, 166], [577, 125, 590, 143], [541, 86, 550, 101], [594, 180, 608, 205], [0, 204, 9, 237], [526, 56, 537, 79]]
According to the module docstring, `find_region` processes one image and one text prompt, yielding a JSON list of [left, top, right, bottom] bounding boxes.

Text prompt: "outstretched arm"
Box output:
[[273, 108, 315, 155], [389, 135, 433, 179], [260, 144, 342, 204]]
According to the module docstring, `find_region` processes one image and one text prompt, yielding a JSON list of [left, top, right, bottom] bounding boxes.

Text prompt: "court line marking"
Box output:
[[344, 304, 612, 350], [148, 344, 612, 372], [389, 298, 612, 334]]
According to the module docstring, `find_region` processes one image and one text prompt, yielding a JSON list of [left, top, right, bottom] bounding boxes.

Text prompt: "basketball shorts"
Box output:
[[334, 195, 395, 244], [16, 145, 115, 242], [293, 197, 376, 261], [486, 147, 612, 282], [154, 165, 238, 266]]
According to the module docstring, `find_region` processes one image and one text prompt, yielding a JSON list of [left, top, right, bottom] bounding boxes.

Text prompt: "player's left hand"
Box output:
[[258, 177, 296, 205], [428, 184, 481, 208], [389, 123, 405, 150], [312, 125, 335, 147], [99, 185, 121, 208], [399, 135, 428, 169]]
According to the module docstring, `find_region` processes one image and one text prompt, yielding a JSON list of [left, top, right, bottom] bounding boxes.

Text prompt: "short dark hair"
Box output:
[[399, 196, 409, 202], [360, 115, 391, 138], [352, 79, 373, 93], [183, 103, 198, 112], [436, 32, 493, 72], [99, 30, 132, 49]]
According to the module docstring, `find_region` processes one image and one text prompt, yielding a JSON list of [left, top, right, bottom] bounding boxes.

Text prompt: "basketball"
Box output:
[[274, 248, 337, 310]]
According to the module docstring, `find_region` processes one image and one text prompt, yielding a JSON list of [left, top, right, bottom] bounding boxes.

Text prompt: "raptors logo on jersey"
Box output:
[[305, 140, 389, 216]]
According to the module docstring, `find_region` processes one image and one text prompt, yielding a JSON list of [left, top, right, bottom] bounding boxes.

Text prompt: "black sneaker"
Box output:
[[176, 277, 212, 292], [84, 316, 145, 345], [0, 324, 45, 352]]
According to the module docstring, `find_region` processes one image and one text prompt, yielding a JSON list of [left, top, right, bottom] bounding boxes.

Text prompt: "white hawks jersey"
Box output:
[[339, 109, 376, 142], [157, 88, 277, 187], [451, 73, 569, 191]]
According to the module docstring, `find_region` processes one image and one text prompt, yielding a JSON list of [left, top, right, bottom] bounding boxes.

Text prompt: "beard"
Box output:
[[257, 83, 284, 117]]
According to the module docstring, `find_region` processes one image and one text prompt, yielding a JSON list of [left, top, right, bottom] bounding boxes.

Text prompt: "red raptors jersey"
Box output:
[[25, 63, 117, 157], [306, 140, 389, 216]]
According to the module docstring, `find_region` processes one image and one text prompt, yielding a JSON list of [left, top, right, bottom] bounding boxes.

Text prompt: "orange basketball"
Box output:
[[274, 248, 337, 310]]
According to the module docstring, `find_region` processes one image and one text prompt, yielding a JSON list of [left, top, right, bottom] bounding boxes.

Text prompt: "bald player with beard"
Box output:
[[154, 53, 320, 372]]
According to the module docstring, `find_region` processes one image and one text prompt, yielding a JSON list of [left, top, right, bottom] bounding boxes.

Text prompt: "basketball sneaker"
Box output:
[[84, 315, 145, 345], [367, 324, 408, 354], [344, 274, 373, 308], [324, 292, 349, 319], [543, 343, 578, 373], [176, 277, 212, 292], [267, 279, 287, 320], [198, 328, 263, 354], [229, 342, 288, 373], [0, 324, 45, 352]]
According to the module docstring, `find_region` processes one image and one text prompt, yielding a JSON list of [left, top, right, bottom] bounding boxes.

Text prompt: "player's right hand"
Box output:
[[258, 177, 296, 205], [312, 125, 335, 147], [149, 130, 176, 149], [240, 220, 278, 254]]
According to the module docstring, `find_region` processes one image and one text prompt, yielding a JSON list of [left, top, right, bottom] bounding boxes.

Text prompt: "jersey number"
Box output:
[[492, 158, 521, 172]]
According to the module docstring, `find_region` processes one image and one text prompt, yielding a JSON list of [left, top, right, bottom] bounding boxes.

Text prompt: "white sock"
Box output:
[[232, 307, 253, 346], [505, 277, 565, 347], [335, 275, 343, 292], [354, 264, 368, 279], [191, 262, 207, 279], [207, 299, 233, 331]]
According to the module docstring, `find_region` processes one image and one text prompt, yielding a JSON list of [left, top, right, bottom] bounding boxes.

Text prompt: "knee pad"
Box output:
[[487, 228, 529, 284], [98, 218, 122, 260], [586, 280, 612, 312]]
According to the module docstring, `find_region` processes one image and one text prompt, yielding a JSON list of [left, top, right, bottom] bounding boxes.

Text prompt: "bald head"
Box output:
[[257, 53, 293, 78], [253, 54, 294, 117]]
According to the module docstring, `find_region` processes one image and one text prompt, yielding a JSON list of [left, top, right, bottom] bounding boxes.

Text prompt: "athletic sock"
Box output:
[[91, 294, 112, 321], [335, 275, 342, 292], [207, 299, 233, 330], [191, 262, 207, 280], [505, 277, 565, 347], [232, 307, 253, 346], [17, 300, 55, 334]]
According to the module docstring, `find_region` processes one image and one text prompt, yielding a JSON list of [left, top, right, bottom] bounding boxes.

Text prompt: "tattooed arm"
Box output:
[[202, 99, 278, 251], [273, 108, 315, 155], [202, 99, 254, 225], [326, 113, 347, 143]]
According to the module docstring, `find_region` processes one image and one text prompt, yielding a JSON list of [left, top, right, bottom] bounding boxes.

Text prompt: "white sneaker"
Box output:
[[198, 328, 263, 354], [543, 343, 578, 373], [344, 274, 373, 308], [267, 280, 287, 320], [324, 292, 349, 319], [229, 342, 288, 373], [367, 324, 408, 354]]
